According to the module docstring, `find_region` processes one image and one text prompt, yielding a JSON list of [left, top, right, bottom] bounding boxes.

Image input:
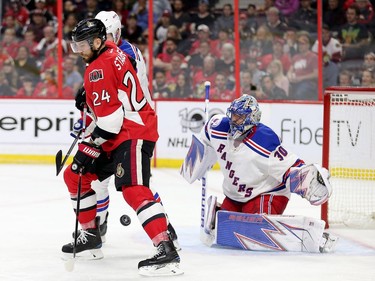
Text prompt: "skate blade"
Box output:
[[173, 239, 182, 251], [61, 248, 104, 261], [138, 262, 184, 277]]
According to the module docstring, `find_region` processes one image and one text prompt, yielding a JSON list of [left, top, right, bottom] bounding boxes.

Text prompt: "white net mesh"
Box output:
[[327, 90, 375, 228]]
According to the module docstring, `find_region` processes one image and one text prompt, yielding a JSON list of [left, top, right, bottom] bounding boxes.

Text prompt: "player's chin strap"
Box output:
[[287, 164, 333, 206]]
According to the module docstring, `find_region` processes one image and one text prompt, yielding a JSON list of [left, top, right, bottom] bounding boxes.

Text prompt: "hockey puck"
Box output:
[[120, 215, 131, 226]]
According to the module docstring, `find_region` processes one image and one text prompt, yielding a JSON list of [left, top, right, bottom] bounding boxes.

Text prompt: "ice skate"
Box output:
[[319, 232, 339, 253], [63, 224, 103, 260], [167, 223, 181, 251], [138, 240, 183, 276], [72, 213, 108, 243]]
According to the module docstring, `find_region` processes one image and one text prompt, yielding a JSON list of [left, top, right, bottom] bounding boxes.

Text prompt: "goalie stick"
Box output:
[[200, 81, 211, 241]]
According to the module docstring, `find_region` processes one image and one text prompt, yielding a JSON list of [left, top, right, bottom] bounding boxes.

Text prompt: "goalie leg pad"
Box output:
[[200, 195, 217, 247], [288, 164, 332, 206], [180, 135, 217, 184], [215, 211, 327, 253]]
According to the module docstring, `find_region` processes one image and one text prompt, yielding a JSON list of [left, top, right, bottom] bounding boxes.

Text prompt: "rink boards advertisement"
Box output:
[[0, 99, 323, 165]]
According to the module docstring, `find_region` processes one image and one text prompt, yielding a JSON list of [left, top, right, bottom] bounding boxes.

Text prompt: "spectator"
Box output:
[[360, 69, 375, 86], [241, 57, 266, 89], [1, 14, 23, 39], [247, 25, 274, 59], [130, 0, 149, 31], [14, 45, 40, 84], [267, 59, 290, 95], [2, 58, 20, 94], [338, 69, 355, 86], [190, 0, 216, 32], [63, 1, 78, 19], [215, 42, 235, 89], [122, 13, 143, 44], [257, 0, 276, 25], [35, 25, 68, 64], [192, 55, 217, 98], [0, 71, 15, 97], [289, 0, 317, 33], [240, 70, 256, 95], [170, 73, 192, 99], [78, 0, 101, 20], [323, 0, 347, 34], [34, 0, 56, 26], [4, 0, 30, 27], [155, 10, 172, 45], [275, 0, 299, 17], [259, 37, 291, 74], [243, 4, 258, 39], [311, 24, 341, 89], [211, 28, 234, 58], [63, 56, 83, 93], [354, 0, 375, 25], [1, 28, 19, 59], [153, 69, 172, 99], [19, 30, 38, 58], [312, 24, 342, 64], [189, 24, 212, 55], [239, 13, 255, 48], [0, 45, 12, 69], [283, 27, 299, 57], [210, 73, 234, 101], [165, 54, 187, 86], [112, 0, 129, 27], [287, 33, 318, 100], [258, 74, 288, 100], [213, 3, 234, 37], [16, 75, 42, 98], [24, 9, 48, 42], [152, 0, 172, 24], [265, 7, 289, 38], [187, 40, 211, 72], [154, 37, 185, 71], [362, 51, 375, 71], [170, 0, 192, 39], [63, 12, 79, 41], [338, 4, 370, 61], [35, 68, 58, 98]]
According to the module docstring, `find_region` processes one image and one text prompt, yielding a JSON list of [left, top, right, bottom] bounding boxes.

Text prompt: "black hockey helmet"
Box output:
[[71, 18, 107, 53]]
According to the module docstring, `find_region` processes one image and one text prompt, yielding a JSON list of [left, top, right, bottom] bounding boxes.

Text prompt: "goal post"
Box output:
[[322, 87, 375, 228]]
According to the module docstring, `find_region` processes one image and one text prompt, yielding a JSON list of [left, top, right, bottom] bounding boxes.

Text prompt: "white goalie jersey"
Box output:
[[201, 114, 303, 203]]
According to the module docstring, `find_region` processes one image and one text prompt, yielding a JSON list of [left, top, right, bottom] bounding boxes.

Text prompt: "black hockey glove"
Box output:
[[71, 141, 101, 174], [75, 86, 86, 111]]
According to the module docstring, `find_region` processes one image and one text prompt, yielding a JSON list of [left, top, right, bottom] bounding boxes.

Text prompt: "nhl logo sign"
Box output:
[[116, 163, 124, 178]]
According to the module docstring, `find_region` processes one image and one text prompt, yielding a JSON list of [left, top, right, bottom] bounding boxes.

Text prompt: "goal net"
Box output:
[[322, 87, 375, 228]]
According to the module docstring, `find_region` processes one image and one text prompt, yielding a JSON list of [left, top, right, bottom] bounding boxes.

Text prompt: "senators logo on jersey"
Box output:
[[89, 69, 104, 82]]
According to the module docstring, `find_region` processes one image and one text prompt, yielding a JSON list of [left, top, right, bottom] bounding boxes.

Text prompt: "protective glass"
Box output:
[[70, 40, 91, 53]]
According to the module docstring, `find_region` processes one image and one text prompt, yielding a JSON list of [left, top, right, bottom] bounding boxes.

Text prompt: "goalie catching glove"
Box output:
[[287, 164, 332, 206], [71, 141, 101, 174]]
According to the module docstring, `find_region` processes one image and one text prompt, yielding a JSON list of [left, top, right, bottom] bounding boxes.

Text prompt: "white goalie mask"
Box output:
[[95, 11, 122, 45]]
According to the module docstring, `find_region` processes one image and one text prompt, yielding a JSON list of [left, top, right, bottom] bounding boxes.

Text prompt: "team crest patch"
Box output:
[[89, 69, 104, 82], [116, 163, 125, 178]]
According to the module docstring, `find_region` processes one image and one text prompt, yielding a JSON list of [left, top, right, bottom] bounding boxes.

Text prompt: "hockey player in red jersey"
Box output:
[[62, 18, 182, 276]]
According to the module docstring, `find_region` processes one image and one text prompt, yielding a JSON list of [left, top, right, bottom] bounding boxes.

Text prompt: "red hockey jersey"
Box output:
[[83, 41, 158, 152]]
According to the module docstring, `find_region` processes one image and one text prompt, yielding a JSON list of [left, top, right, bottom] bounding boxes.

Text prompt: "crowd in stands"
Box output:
[[1, 0, 375, 100]]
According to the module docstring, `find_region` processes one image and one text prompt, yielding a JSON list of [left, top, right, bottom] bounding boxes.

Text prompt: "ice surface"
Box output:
[[0, 164, 374, 281]]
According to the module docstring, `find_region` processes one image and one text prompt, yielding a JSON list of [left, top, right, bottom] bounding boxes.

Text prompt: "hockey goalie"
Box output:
[[180, 95, 338, 253]]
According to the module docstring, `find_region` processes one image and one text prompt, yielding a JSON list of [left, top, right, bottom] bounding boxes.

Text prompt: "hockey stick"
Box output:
[[65, 106, 87, 272], [55, 132, 82, 176], [200, 81, 211, 241]]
